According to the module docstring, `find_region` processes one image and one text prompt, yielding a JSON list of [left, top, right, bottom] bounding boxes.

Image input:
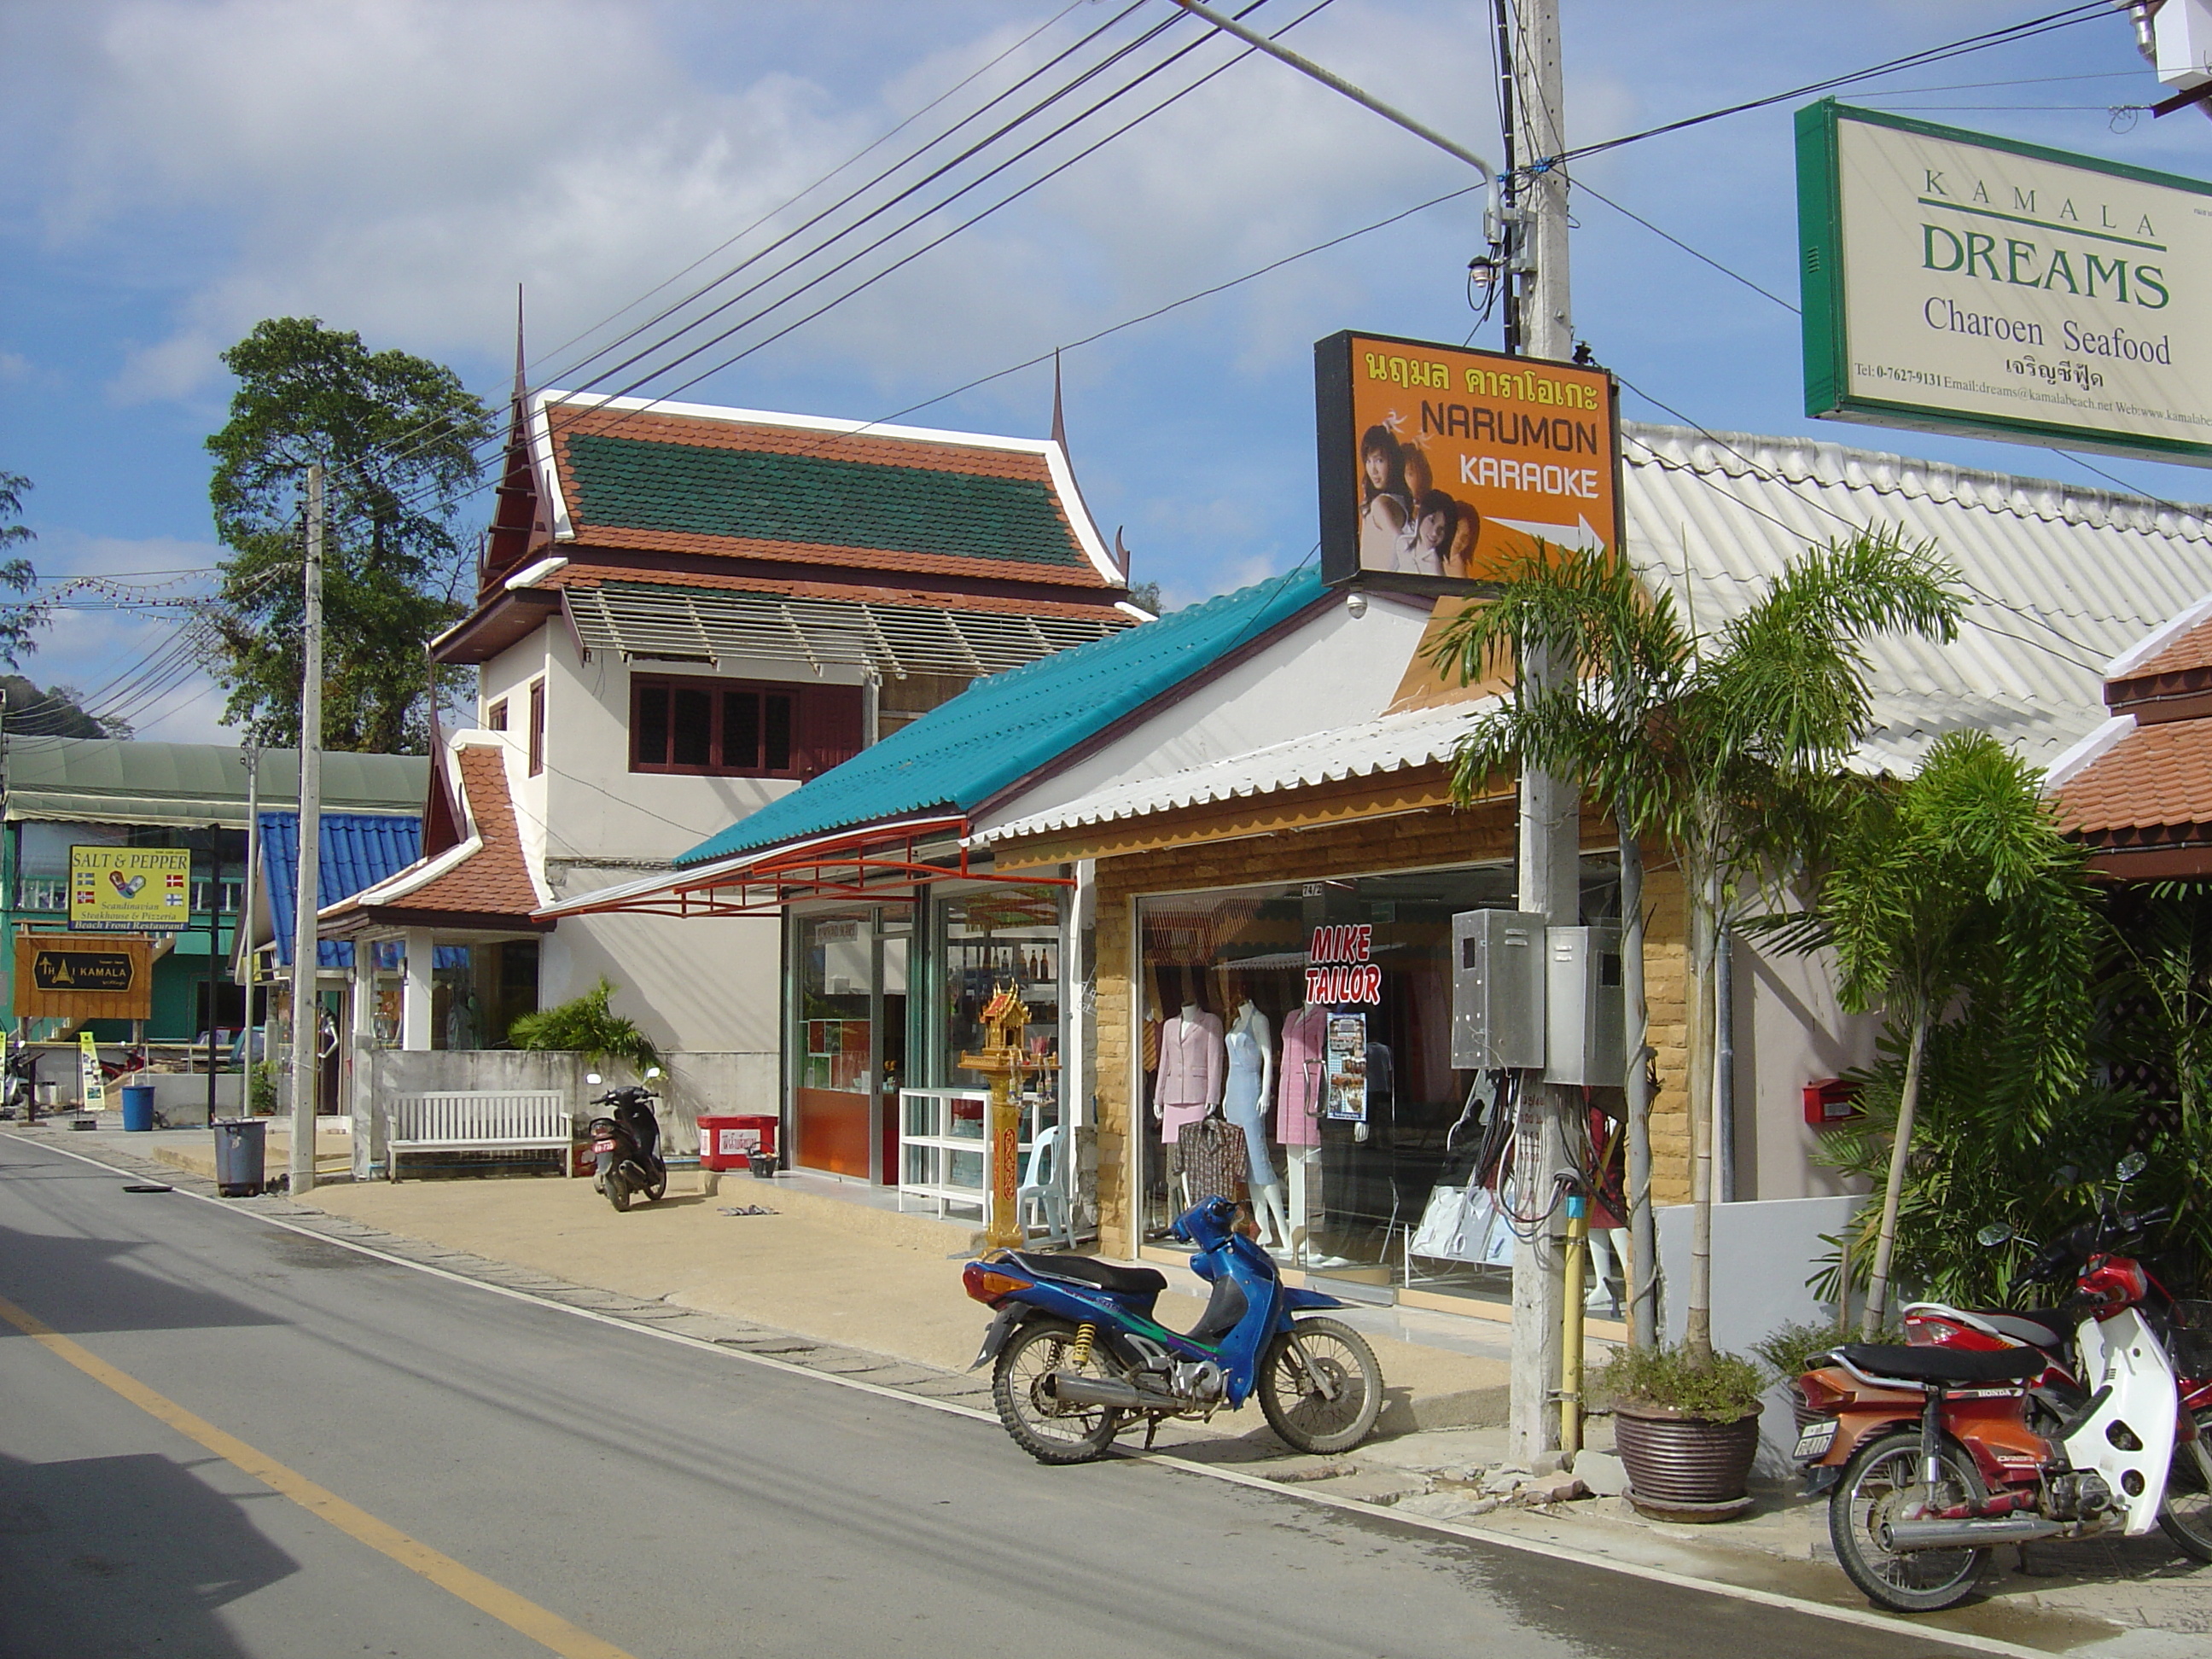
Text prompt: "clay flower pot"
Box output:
[[1612, 1399, 1760, 1522]]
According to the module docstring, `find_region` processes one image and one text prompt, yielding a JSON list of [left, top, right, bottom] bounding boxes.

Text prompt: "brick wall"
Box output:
[[1087, 804, 1692, 1254]]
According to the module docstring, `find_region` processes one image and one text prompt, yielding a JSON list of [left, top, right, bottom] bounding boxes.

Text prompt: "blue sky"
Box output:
[[1, 0, 2205, 742]]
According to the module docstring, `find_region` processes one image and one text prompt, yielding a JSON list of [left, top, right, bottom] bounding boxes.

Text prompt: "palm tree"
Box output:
[[1792, 731, 2094, 1336], [1429, 529, 1962, 1359]]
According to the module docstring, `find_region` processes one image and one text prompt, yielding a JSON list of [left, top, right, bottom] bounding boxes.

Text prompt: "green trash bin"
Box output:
[[212, 1119, 266, 1197]]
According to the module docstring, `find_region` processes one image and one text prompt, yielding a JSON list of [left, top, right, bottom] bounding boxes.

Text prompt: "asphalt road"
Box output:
[[0, 1138, 1984, 1659]]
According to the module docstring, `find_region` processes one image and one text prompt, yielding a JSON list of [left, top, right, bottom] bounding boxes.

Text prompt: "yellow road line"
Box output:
[[0, 1290, 636, 1659]]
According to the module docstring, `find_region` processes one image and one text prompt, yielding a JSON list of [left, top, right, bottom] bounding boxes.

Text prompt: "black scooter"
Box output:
[[585, 1068, 667, 1213]]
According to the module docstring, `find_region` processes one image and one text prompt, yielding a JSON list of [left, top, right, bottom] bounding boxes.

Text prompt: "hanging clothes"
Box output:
[[1179, 1115, 1247, 1205], [1221, 1027, 1276, 1190], [1274, 1004, 1328, 1148], [1154, 1009, 1223, 1144]]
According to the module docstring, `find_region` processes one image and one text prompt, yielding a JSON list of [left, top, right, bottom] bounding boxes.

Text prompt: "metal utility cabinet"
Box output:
[[1450, 910, 1546, 1070], [1543, 924, 1624, 1086]]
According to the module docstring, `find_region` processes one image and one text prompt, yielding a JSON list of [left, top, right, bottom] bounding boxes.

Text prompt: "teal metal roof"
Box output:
[[674, 566, 1324, 867]]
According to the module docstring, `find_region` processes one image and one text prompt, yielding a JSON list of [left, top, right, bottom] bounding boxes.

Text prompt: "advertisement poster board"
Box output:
[[1797, 99, 2212, 465], [79, 1031, 107, 1113], [1324, 1012, 1369, 1123], [1315, 329, 1621, 591], [69, 846, 190, 934]]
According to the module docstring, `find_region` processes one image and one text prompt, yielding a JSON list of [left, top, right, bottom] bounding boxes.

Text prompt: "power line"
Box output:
[[1572, 180, 1799, 313], [1543, 3, 2111, 169]]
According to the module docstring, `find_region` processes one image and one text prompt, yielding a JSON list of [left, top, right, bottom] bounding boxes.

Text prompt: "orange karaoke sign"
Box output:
[[1316, 330, 1621, 591]]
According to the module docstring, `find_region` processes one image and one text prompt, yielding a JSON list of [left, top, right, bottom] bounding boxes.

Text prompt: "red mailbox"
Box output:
[[1803, 1078, 1862, 1127]]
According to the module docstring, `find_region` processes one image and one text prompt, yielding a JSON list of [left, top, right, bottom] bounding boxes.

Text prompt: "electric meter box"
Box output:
[[1451, 910, 1545, 1070], [1544, 924, 1624, 1086]]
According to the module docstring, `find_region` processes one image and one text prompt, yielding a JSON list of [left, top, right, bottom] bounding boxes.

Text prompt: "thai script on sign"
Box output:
[[1461, 365, 1603, 410], [1365, 352, 1451, 389], [2005, 355, 2104, 389], [1307, 924, 1381, 1006]]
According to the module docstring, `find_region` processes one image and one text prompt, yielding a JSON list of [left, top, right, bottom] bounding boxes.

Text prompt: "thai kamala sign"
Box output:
[[1315, 329, 1620, 592], [1796, 100, 2212, 465]]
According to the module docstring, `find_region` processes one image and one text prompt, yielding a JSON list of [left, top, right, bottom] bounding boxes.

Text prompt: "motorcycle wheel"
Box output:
[[1828, 1429, 1989, 1613], [990, 1319, 1123, 1465], [602, 1159, 632, 1213], [644, 1169, 668, 1203], [2158, 1409, 2212, 1563], [1257, 1317, 1382, 1454]]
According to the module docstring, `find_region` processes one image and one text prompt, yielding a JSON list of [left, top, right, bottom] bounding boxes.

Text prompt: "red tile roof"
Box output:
[[2122, 614, 2212, 681], [320, 743, 545, 930], [2053, 718, 2212, 843]]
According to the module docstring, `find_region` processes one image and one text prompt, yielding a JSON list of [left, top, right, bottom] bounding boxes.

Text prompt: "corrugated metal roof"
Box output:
[[976, 701, 1494, 844], [565, 579, 1126, 678], [3, 738, 428, 828], [1622, 423, 2212, 768], [672, 566, 1326, 867], [259, 812, 427, 968]]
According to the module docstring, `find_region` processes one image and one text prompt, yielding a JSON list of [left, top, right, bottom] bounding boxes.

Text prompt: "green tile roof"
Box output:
[[567, 433, 1085, 568], [674, 565, 1325, 867]]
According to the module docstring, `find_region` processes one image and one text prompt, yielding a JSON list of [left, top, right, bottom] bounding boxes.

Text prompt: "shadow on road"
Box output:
[[0, 1212, 285, 1337], [0, 1447, 293, 1657]]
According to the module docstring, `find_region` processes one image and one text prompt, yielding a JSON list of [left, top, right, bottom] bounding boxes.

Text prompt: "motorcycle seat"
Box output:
[[1842, 1342, 2043, 1385], [1009, 1253, 1167, 1297], [1981, 1311, 2068, 1350]]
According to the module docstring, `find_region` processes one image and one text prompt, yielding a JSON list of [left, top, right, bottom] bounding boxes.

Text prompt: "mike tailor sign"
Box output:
[[1315, 330, 1621, 593], [1797, 99, 2212, 466]]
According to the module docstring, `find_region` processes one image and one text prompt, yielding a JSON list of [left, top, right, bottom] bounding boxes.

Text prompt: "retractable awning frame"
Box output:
[[535, 813, 1072, 921]]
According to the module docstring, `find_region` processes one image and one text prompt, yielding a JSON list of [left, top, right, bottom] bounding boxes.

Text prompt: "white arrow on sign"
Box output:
[[1487, 513, 1604, 551]]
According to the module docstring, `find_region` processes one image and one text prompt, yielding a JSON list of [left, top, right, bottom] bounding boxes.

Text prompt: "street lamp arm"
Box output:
[[1167, 0, 1496, 184]]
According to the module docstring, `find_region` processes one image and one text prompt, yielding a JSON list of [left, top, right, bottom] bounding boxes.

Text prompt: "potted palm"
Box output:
[[1601, 1343, 1766, 1521]]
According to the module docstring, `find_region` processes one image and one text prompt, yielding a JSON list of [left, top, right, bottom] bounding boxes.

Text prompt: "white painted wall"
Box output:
[[538, 907, 779, 1056], [476, 621, 864, 865], [988, 591, 1441, 830], [1732, 934, 1883, 1202]]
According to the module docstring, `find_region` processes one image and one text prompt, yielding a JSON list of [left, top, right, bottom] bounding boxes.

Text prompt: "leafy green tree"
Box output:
[[0, 675, 123, 737], [509, 977, 661, 1072], [0, 472, 45, 667], [1780, 731, 2098, 1335], [206, 318, 492, 752], [1431, 530, 1963, 1359]]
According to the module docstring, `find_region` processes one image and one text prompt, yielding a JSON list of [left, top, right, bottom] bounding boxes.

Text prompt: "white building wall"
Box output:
[[476, 620, 820, 1053], [990, 591, 1441, 830], [1732, 934, 1883, 1202]]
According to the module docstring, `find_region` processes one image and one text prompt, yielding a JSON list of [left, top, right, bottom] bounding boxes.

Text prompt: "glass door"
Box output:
[[795, 911, 872, 1178]]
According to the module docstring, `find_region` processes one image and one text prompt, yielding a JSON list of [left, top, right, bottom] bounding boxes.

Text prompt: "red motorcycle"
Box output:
[[1795, 1155, 2212, 1612]]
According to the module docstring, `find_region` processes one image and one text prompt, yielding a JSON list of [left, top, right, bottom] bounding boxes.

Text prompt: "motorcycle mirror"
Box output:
[[644, 1067, 661, 1080], [2116, 1151, 2147, 1184], [1976, 1223, 2013, 1248], [585, 1073, 602, 1086]]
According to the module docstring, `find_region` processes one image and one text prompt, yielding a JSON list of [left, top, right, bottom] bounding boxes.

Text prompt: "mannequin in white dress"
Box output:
[[1224, 998, 1290, 1249]]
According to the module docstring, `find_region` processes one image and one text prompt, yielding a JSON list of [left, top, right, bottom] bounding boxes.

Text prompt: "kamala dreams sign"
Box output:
[[1796, 99, 2212, 465]]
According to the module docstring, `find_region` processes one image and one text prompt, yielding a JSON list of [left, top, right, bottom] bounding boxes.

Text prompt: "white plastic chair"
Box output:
[[1017, 1124, 1072, 1247]]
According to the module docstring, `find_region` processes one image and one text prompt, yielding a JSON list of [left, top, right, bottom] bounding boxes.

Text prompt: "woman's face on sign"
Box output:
[[1365, 445, 1393, 490], [1402, 448, 1432, 496], [1417, 509, 1449, 550]]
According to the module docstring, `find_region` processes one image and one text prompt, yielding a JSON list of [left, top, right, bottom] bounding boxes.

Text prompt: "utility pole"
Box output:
[[1503, 0, 1584, 1470], [240, 743, 260, 1082], [205, 825, 222, 1127], [1173, 0, 1576, 1463], [290, 463, 323, 1195]]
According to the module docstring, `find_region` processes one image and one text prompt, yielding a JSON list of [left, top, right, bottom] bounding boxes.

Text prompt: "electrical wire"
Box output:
[[1541, 3, 2113, 169], [1573, 179, 1800, 314]]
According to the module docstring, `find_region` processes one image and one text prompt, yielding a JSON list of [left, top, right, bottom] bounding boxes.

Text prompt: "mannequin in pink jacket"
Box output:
[[1151, 1002, 1224, 1144]]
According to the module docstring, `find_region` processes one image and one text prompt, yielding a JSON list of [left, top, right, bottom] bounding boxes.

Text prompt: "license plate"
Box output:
[[592, 1138, 616, 1153], [1795, 1420, 1837, 1461]]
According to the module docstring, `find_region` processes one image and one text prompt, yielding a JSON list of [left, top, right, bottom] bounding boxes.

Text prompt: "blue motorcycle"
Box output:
[[962, 1195, 1384, 1464]]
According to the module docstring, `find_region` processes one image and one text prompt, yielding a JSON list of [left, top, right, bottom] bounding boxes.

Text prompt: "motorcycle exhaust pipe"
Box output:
[[1883, 1516, 2063, 1551], [1046, 1372, 1173, 1412]]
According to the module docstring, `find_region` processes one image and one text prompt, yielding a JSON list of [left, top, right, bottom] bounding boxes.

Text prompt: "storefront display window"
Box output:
[[796, 912, 882, 1179], [934, 885, 1064, 1131], [1137, 864, 1617, 1298]]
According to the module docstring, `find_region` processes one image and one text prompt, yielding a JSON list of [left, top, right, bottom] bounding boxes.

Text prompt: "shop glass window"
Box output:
[[630, 674, 859, 778], [1134, 864, 1618, 1301], [935, 886, 1064, 1130]]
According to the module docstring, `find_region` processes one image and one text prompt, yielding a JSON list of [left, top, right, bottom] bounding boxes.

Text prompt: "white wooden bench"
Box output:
[[387, 1091, 573, 1180]]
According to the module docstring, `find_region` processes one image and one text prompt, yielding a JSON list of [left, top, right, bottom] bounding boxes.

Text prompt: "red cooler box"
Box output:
[[699, 1114, 778, 1171]]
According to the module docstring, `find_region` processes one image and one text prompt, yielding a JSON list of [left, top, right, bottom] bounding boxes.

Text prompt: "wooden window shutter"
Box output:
[[801, 684, 864, 777]]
